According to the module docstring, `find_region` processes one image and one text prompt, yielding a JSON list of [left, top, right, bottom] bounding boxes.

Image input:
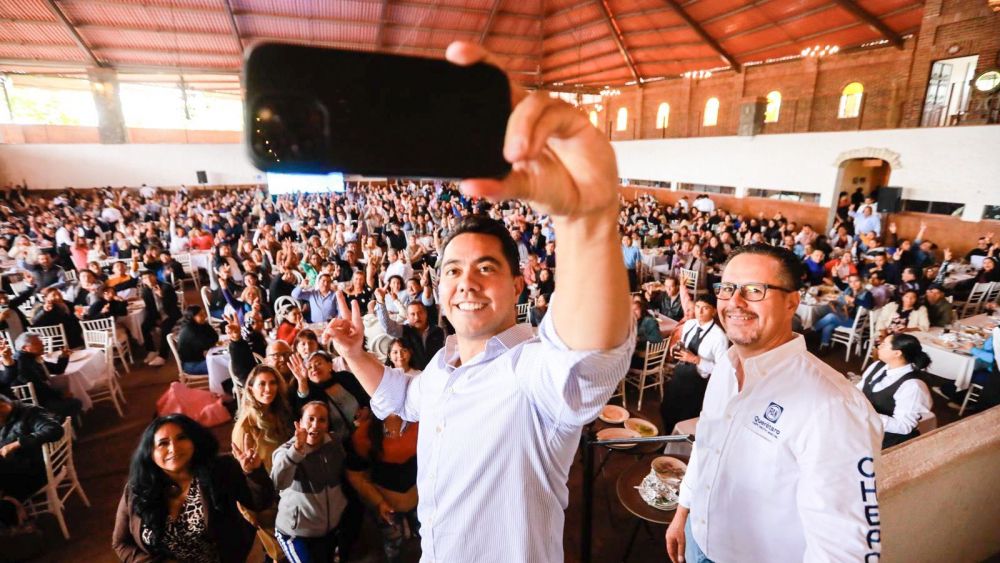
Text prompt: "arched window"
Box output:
[[764, 91, 781, 123], [839, 82, 864, 119], [703, 97, 719, 127], [616, 107, 628, 131], [655, 102, 670, 129], [589, 110, 598, 127]]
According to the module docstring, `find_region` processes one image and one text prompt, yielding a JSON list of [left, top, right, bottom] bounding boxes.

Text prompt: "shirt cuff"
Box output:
[[370, 366, 409, 420]]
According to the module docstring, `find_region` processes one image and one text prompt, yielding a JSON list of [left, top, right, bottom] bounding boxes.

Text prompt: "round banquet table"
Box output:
[[615, 454, 689, 561], [206, 345, 232, 397], [47, 348, 109, 411], [118, 301, 146, 345]]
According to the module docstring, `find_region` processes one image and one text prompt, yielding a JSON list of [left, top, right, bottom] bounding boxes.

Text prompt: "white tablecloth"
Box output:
[[189, 251, 214, 273], [206, 346, 232, 397], [796, 302, 833, 330], [48, 349, 109, 411], [912, 314, 998, 391], [119, 302, 146, 345]]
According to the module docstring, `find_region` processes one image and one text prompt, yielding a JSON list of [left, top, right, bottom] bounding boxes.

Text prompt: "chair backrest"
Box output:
[[0, 330, 11, 348], [641, 340, 671, 372], [165, 333, 186, 374], [680, 268, 699, 291], [175, 253, 193, 273], [28, 324, 68, 354], [80, 317, 115, 334], [200, 286, 212, 313], [983, 281, 1000, 306], [274, 295, 298, 319], [63, 269, 78, 283], [42, 417, 75, 486], [369, 334, 393, 362], [83, 329, 111, 350], [516, 303, 530, 323], [851, 307, 870, 333], [10, 382, 38, 406]]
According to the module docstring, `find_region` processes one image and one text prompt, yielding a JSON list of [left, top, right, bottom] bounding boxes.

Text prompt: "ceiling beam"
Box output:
[[738, 4, 918, 58], [595, 0, 640, 83], [478, 0, 503, 45], [41, 0, 102, 67], [62, 0, 541, 21], [831, 0, 904, 48], [715, 3, 838, 43], [543, 47, 624, 75], [375, 0, 390, 48], [659, 0, 741, 72], [220, 0, 244, 52]]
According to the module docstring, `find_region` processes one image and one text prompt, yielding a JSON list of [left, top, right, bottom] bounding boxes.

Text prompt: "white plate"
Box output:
[[625, 418, 659, 438], [598, 404, 629, 424], [596, 428, 640, 449]]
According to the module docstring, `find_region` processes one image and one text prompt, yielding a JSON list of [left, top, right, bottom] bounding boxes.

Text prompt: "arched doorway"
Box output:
[[831, 148, 901, 228]]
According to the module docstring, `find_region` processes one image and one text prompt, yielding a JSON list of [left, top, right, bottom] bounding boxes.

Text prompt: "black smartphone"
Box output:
[[243, 43, 512, 179]]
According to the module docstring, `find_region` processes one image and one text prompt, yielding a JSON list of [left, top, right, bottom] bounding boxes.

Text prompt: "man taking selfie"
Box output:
[[325, 41, 634, 562]]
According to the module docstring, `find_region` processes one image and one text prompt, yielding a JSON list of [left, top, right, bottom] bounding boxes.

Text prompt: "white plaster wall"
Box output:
[[612, 125, 1000, 210], [0, 143, 264, 189]]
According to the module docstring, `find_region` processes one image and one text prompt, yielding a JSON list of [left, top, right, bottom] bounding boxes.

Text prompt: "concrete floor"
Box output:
[[18, 327, 981, 562]]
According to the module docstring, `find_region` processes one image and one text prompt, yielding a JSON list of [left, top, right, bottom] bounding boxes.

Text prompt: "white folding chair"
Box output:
[[985, 282, 1000, 306], [958, 383, 984, 416], [516, 303, 531, 324], [10, 382, 38, 406], [200, 286, 225, 329], [174, 253, 200, 292], [956, 282, 991, 319], [274, 295, 299, 320], [28, 324, 68, 354], [80, 317, 133, 373], [63, 269, 77, 283], [861, 312, 880, 370], [82, 330, 126, 416], [618, 340, 670, 410], [27, 417, 90, 539], [0, 330, 11, 348], [831, 307, 870, 362], [165, 333, 210, 390], [368, 334, 393, 363]]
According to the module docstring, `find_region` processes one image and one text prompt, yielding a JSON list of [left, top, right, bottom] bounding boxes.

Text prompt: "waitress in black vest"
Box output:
[[659, 294, 728, 434], [857, 333, 933, 449]]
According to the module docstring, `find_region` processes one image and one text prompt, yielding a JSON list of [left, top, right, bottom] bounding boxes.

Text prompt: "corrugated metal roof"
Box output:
[[0, 0, 926, 88]]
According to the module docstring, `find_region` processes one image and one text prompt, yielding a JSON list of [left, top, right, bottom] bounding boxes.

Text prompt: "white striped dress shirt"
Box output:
[[370, 302, 635, 562]]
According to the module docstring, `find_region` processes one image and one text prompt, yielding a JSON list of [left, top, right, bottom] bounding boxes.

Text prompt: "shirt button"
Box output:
[[436, 425, 443, 433], [715, 448, 721, 454]]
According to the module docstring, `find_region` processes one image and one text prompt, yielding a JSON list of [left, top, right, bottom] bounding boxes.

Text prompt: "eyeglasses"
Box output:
[[713, 282, 796, 302]]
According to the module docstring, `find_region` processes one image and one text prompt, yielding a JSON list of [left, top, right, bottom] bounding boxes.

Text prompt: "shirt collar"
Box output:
[[729, 334, 807, 384], [440, 323, 536, 371], [885, 364, 914, 379]]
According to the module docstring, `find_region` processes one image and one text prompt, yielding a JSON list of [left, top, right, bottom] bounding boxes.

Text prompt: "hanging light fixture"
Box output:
[[801, 45, 839, 58], [682, 70, 712, 79]]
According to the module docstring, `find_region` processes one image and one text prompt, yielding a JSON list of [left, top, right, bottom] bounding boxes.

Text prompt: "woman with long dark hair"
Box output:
[[112, 414, 274, 562], [856, 333, 933, 449]]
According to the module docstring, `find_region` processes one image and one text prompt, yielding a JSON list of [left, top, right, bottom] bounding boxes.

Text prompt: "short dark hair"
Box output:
[[440, 215, 521, 276], [724, 244, 804, 290]]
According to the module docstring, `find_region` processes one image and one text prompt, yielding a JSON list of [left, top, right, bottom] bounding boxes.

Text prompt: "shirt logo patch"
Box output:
[[764, 402, 784, 423]]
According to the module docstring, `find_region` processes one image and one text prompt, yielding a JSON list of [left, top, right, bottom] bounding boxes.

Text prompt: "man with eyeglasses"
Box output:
[[666, 244, 882, 563]]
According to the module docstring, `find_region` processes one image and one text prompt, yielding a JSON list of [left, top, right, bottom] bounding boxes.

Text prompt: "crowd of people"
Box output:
[[0, 167, 997, 560], [1, 55, 998, 563]]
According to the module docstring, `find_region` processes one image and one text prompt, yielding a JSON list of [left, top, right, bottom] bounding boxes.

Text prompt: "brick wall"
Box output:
[[582, 2, 1000, 141]]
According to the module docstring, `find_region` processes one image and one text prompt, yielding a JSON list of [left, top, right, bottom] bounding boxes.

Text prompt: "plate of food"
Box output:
[[599, 404, 629, 424], [625, 418, 658, 438], [596, 427, 640, 449]]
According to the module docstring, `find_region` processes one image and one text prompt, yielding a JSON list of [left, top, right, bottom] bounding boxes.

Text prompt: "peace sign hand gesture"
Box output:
[[326, 291, 365, 359], [232, 434, 262, 474]]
